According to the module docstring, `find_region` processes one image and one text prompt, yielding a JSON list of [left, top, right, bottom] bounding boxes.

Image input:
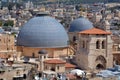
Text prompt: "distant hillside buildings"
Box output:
[[0, 1, 119, 73]]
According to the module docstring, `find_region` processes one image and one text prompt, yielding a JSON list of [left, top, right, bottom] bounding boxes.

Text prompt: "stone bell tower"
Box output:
[[75, 27, 113, 70]]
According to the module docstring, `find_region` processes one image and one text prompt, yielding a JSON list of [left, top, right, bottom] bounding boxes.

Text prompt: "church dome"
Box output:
[[69, 17, 93, 32], [16, 15, 69, 48]]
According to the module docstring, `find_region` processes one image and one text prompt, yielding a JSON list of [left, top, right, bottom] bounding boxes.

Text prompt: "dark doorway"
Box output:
[[95, 55, 106, 69], [51, 68, 55, 71], [96, 64, 104, 70]]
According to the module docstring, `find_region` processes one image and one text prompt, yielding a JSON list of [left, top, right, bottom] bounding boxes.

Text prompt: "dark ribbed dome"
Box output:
[[69, 17, 93, 32], [16, 16, 69, 48]]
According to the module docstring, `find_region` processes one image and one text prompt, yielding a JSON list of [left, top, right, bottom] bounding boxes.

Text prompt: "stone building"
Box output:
[[16, 13, 115, 71], [0, 30, 15, 55], [68, 16, 113, 70], [37, 49, 76, 72], [112, 36, 120, 65], [43, 59, 76, 73], [16, 14, 77, 72], [0, 29, 16, 60]]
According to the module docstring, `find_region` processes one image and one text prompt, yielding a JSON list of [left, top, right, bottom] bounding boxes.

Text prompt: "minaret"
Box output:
[[101, 5, 110, 32], [103, 18, 110, 32], [38, 50, 48, 71]]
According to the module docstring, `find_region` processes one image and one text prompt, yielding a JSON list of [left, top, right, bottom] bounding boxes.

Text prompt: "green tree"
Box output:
[[2, 20, 14, 31], [0, 20, 3, 26], [3, 20, 14, 27]]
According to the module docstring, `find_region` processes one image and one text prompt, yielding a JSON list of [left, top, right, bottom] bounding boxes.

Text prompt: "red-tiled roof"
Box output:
[[79, 28, 111, 35], [44, 59, 66, 64], [65, 63, 76, 68], [0, 53, 8, 59]]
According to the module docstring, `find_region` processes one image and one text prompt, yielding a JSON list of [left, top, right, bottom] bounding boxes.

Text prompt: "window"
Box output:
[[102, 40, 105, 49], [96, 40, 100, 49], [57, 66, 59, 70], [32, 53, 35, 58], [44, 56, 46, 59], [7, 48, 9, 50], [45, 66, 47, 69], [82, 41, 85, 48], [73, 36, 76, 42], [9, 39, 10, 42]]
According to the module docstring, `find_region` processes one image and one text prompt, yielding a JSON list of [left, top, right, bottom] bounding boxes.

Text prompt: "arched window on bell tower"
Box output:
[[83, 40, 85, 48], [96, 40, 100, 49], [102, 40, 105, 49]]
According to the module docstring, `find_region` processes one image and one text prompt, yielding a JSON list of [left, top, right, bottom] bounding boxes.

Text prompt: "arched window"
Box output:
[[83, 41, 85, 48], [73, 36, 76, 42], [96, 55, 106, 63], [96, 40, 100, 49], [102, 40, 105, 49]]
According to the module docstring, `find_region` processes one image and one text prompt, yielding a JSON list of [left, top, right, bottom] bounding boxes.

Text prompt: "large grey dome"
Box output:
[[69, 17, 93, 32], [16, 16, 69, 48]]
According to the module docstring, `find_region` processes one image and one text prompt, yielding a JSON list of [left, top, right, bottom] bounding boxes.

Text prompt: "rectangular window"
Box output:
[[45, 66, 47, 69], [44, 56, 46, 59], [57, 66, 59, 70]]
